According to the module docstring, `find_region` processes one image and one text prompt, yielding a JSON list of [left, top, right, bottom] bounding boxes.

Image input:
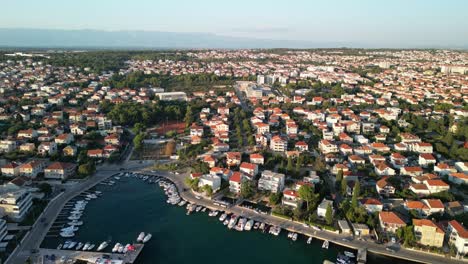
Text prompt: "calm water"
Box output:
[[42, 178, 415, 264]]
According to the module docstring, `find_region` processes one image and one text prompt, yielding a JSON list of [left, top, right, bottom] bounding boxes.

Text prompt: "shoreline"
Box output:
[[145, 169, 466, 264]]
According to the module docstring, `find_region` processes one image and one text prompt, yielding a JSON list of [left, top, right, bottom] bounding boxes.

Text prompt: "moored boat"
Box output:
[[137, 232, 145, 242], [143, 233, 152, 243]]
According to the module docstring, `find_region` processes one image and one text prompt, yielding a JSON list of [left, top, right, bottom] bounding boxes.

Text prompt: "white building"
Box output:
[[258, 170, 285, 193], [447, 220, 468, 255], [198, 174, 221, 192], [317, 199, 334, 218], [155, 92, 188, 101], [0, 186, 33, 222]]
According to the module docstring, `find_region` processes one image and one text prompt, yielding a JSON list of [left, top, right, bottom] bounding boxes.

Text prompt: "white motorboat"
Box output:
[[292, 233, 298, 241], [68, 214, 81, 220], [228, 215, 238, 229], [143, 233, 152, 243], [97, 241, 109, 251], [63, 241, 71, 249], [61, 225, 79, 232], [137, 232, 145, 242], [244, 219, 254, 231], [76, 242, 83, 250], [253, 222, 260, 229], [307, 236, 313, 244], [322, 240, 329, 249], [83, 242, 91, 251], [178, 200, 187, 206], [219, 213, 227, 221], [69, 241, 77, 249], [236, 218, 247, 231], [68, 220, 83, 226], [223, 219, 229, 225], [195, 206, 202, 212], [117, 244, 124, 253], [112, 243, 121, 253], [57, 244, 63, 250], [344, 251, 355, 258], [88, 244, 95, 251], [123, 244, 131, 253], [60, 231, 75, 238], [259, 222, 265, 230]]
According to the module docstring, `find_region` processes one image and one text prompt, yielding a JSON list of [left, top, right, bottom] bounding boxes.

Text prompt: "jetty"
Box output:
[[39, 244, 144, 264]]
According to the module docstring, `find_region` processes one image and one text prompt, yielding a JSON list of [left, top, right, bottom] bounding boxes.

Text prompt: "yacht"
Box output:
[[60, 231, 75, 238], [76, 242, 83, 250], [137, 232, 145, 242], [143, 233, 152, 243], [307, 236, 313, 244], [83, 242, 91, 251], [112, 243, 121, 253], [97, 241, 109, 251], [322, 240, 329, 249], [236, 218, 247, 231], [244, 219, 254, 231], [228, 215, 238, 229], [219, 213, 228, 221]]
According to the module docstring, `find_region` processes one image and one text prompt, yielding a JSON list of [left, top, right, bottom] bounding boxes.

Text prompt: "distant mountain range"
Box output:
[[0, 28, 466, 49], [0, 28, 359, 49]]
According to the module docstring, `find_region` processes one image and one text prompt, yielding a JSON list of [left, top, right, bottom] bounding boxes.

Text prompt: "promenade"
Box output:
[[145, 169, 467, 264]]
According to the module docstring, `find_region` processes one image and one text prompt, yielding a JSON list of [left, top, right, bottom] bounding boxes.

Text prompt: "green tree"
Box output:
[[341, 179, 348, 196], [240, 180, 256, 199], [325, 203, 333, 225], [351, 181, 361, 208], [184, 105, 193, 128], [269, 192, 282, 205], [202, 185, 213, 197], [38, 183, 52, 196], [133, 133, 145, 151], [298, 185, 315, 210], [286, 157, 294, 174], [336, 170, 343, 182]]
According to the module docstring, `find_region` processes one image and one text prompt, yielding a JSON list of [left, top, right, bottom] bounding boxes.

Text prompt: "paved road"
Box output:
[[144, 169, 467, 264], [6, 160, 147, 264]]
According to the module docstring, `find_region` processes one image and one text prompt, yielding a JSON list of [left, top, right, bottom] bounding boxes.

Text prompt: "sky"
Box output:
[[1, 0, 468, 48]]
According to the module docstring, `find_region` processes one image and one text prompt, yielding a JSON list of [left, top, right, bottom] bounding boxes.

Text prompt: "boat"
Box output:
[[244, 219, 254, 231], [60, 231, 75, 238], [68, 214, 81, 220], [322, 240, 329, 249], [63, 241, 71, 249], [292, 233, 298, 241], [223, 219, 229, 225], [137, 232, 145, 242], [88, 244, 95, 251], [83, 242, 91, 251], [76, 242, 83, 250], [178, 200, 187, 206], [344, 251, 356, 258], [97, 241, 109, 251], [69, 241, 77, 249], [143, 233, 152, 243], [307, 236, 313, 244], [219, 213, 228, 221], [259, 222, 265, 231], [117, 244, 124, 253], [68, 220, 83, 226], [228, 215, 238, 229], [236, 218, 247, 231], [123, 244, 131, 253], [61, 225, 79, 232], [253, 222, 260, 229], [57, 243, 63, 250], [269, 226, 281, 236], [112, 243, 121, 253], [195, 206, 202, 212]]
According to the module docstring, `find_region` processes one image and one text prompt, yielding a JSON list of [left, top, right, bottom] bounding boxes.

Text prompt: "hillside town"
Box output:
[[0, 49, 467, 263]]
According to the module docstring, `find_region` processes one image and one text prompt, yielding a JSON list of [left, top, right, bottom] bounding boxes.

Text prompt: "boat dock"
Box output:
[[40, 243, 144, 264]]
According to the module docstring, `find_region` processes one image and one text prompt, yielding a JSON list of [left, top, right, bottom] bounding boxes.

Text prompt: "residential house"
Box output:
[[239, 162, 258, 177], [250, 153, 264, 165], [18, 160, 46, 178], [379, 211, 406, 233], [447, 220, 468, 254], [258, 170, 285, 193], [44, 162, 76, 180], [317, 199, 334, 218], [282, 189, 300, 208], [413, 219, 444, 248]]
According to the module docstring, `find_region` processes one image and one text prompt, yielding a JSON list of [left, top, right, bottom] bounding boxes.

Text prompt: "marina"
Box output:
[[40, 173, 416, 264]]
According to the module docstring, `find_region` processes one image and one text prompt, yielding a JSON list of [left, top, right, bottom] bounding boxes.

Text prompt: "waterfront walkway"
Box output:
[[145, 169, 467, 264]]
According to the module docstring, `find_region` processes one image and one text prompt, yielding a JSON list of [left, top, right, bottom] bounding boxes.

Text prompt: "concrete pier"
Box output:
[[40, 243, 144, 264]]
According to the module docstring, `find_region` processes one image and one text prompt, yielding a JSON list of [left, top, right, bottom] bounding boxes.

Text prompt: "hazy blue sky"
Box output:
[[2, 0, 468, 47]]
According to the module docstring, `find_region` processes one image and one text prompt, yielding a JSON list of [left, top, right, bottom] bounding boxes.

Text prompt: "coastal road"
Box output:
[[144, 169, 467, 264], [6, 161, 147, 264]]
